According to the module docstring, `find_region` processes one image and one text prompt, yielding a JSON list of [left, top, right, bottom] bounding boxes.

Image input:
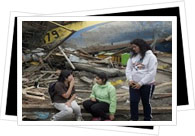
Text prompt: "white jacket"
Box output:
[[125, 50, 158, 86]]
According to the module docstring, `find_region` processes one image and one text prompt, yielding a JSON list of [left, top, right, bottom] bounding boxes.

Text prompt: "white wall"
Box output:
[[0, 0, 195, 136]]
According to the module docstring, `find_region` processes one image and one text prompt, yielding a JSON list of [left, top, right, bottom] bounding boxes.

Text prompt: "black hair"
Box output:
[[130, 39, 152, 60], [96, 72, 108, 84], [58, 70, 72, 82]]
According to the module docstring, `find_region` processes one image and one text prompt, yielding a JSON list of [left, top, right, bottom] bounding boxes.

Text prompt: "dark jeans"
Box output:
[[129, 85, 155, 121], [83, 99, 109, 120]]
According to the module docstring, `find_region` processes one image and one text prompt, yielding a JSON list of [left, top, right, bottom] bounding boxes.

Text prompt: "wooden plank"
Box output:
[[58, 46, 75, 70], [22, 104, 172, 114], [155, 82, 172, 89], [165, 35, 172, 41], [82, 43, 131, 54], [153, 93, 172, 99], [73, 63, 125, 77], [23, 94, 45, 101], [40, 71, 58, 74], [79, 76, 93, 84], [23, 65, 43, 72], [26, 91, 44, 97], [63, 49, 101, 60], [23, 88, 172, 97], [158, 58, 172, 66], [157, 68, 172, 74], [81, 38, 169, 54]]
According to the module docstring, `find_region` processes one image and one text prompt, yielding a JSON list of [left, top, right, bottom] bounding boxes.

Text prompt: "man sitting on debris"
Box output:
[[51, 70, 83, 121], [126, 39, 158, 121], [83, 72, 117, 121]]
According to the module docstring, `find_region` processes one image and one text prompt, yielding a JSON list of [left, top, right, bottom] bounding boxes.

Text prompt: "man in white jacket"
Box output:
[[126, 39, 158, 121]]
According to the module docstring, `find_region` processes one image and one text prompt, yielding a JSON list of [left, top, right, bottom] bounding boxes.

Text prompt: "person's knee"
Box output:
[[142, 101, 150, 106], [130, 94, 140, 103], [141, 97, 150, 105], [83, 100, 87, 107], [83, 100, 90, 109], [83, 101, 87, 110], [91, 105, 100, 113], [66, 107, 73, 115], [130, 99, 140, 103], [73, 104, 81, 111]]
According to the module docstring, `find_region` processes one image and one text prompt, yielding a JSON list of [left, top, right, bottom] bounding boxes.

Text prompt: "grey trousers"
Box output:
[[52, 100, 82, 121]]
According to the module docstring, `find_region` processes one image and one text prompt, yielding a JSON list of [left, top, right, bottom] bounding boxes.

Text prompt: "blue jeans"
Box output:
[[129, 85, 155, 121]]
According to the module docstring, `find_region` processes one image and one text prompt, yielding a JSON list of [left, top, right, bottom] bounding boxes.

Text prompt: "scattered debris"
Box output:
[[22, 23, 173, 121]]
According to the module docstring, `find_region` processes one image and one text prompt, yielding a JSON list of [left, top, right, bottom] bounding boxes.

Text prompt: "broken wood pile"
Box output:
[[22, 68, 172, 121]]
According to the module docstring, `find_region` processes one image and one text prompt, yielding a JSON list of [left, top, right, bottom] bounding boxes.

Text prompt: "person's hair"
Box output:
[[130, 38, 152, 60], [96, 72, 108, 84], [58, 70, 72, 82]]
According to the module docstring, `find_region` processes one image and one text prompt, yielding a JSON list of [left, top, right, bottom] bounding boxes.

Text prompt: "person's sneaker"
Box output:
[[76, 116, 84, 121], [91, 117, 101, 121], [50, 113, 55, 121], [50, 117, 55, 121]]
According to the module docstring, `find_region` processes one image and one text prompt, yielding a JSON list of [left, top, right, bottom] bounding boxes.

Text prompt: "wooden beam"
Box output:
[[82, 43, 131, 54], [79, 76, 93, 84], [22, 104, 172, 114], [72, 63, 125, 77], [23, 94, 45, 101], [155, 82, 172, 90], [81, 37, 170, 54], [58, 46, 75, 70], [152, 93, 172, 99]]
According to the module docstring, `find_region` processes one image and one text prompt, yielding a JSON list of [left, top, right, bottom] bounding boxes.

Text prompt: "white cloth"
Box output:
[[125, 50, 158, 85]]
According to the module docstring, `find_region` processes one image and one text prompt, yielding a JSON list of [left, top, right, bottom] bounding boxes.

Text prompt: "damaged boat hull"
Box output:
[[45, 21, 172, 53]]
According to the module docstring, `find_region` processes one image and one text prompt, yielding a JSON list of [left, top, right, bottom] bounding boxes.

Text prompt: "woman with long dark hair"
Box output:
[[51, 70, 83, 121], [126, 39, 158, 121], [83, 72, 117, 121]]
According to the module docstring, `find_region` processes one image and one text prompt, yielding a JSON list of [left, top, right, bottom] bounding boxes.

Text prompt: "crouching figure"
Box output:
[[83, 72, 117, 121], [51, 70, 83, 121]]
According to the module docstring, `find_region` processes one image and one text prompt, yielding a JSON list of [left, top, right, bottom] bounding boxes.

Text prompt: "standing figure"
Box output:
[[126, 39, 158, 121]]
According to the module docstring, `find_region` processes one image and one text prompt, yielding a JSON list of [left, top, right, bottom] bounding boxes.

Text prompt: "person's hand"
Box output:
[[132, 83, 142, 89], [65, 101, 72, 107], [129, 80, 136, 87], [109, 114, 115, 120], [91, 98, 96, 102]]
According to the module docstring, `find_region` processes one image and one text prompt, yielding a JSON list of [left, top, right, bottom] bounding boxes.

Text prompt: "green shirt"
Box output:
[[90, 82, 117, 114]]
